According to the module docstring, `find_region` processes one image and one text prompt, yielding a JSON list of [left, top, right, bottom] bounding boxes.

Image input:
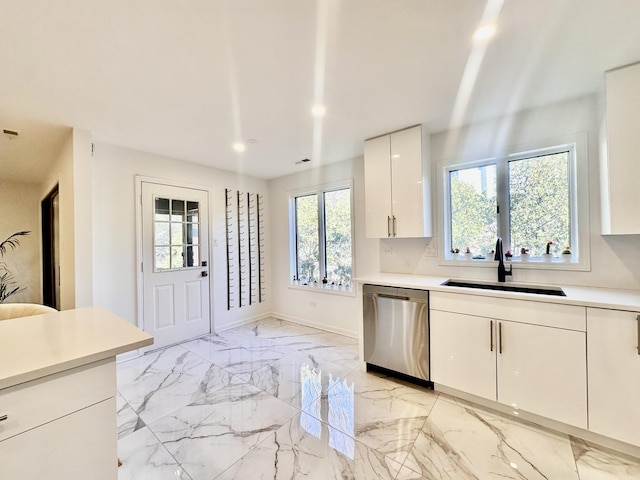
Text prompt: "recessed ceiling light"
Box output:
[[473, 24, 496, 41], [232, 142, 246, 152], [311, 104, 326, 117]]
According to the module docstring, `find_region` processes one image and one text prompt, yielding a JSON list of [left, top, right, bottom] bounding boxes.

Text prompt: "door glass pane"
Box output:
[[185, 245, 199, 267], [171, 222, 184, 245], [155, 198, 170, 221], [295, 194, 319, 283], [186, 223, 199, 245], [155, 222, 169, 246], [449, 164, 497, 256], [171, 199, 185, 222], [324, 189, 352, 284], [171, 246, 184, 269], [509, 151, 570, 256], [155, 247, 170, 270], [187, 201, 199, 222]]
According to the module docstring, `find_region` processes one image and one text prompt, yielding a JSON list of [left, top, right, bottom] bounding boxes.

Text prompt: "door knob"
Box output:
[[201, 271, 208, 277]]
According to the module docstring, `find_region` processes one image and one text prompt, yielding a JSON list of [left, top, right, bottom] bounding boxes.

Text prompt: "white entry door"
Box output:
[[141, 182, 210, 349]]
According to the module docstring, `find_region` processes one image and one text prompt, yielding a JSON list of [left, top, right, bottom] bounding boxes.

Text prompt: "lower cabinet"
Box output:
[[587, 307, 640, 446], [0, 359, 117, 480], [431, 292, 587, 429]]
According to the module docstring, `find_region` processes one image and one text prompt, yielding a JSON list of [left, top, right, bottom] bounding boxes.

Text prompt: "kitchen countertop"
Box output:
[[354, 273, 640, 311], [0, 306, 153, 390]]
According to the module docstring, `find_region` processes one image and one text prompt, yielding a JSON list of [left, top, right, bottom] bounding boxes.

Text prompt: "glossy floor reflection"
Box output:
[[116, 317, 640, 479]]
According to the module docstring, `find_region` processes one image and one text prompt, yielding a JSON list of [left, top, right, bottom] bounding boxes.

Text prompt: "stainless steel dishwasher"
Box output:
[[363, 284, 430, 383]]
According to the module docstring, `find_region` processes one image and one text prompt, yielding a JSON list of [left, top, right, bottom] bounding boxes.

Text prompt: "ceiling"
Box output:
[[2, 0, 640, 184]]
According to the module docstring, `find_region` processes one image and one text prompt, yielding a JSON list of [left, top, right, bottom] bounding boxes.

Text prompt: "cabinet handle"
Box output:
[[498, 322, 503, 354], [387, 216, 391, 237], [637, 315, 640, 355], [392, 216, 397, 237], [490, 320, 494, 352], [0, 414, 7, 422]]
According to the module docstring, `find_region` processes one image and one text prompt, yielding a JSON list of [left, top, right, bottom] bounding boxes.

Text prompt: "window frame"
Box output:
[[440, 134, 590, 271], [288, 180, 355, 292]]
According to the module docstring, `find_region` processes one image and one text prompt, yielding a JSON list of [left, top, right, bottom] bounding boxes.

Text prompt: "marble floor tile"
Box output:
[[572, 438, 640, 480], [403, 396, 579, 480], [117, 427, 192, 480], [320, 369, 438, 464], [116, 393, 145, 439], [215, 413, 405, 480], [298, 342, 361, 370], [117, 345, 190, 387], [149, 383, 298, 480], [204, 343, 293, 377], [118, 348, 215, 425], [180, 335, 236, 363], [248, 350, 356, 409]]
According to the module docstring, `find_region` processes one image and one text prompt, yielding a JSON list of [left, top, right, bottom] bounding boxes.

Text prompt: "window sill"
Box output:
[[288, 283, 356, 297], [440, 257, 589, 272]]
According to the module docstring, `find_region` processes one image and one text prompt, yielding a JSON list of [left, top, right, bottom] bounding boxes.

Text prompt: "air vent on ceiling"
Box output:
[[3, 129, 19, 139], [295, 158, 311, 165]]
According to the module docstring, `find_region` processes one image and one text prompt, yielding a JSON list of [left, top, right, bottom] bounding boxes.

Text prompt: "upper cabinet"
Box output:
[[602, 62, 640, 234], [364, 125, 431, 238]]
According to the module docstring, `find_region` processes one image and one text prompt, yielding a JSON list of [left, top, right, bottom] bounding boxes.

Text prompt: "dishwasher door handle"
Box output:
[[376, 293, 410, 301]]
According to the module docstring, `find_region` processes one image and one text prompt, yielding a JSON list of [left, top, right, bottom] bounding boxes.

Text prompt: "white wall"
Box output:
[[268, 158, 379, 337], [92, 142, 270, 331], [0, 180, 42, 303], [379, 95, 640, 290]]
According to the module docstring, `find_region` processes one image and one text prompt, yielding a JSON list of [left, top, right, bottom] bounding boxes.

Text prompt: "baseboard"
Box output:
[[214, 312, 273, 333], [271, 311, 358, 338]]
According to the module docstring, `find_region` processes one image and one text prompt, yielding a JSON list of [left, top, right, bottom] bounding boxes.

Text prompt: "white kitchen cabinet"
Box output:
[[497, 320, 586, 428], [0, 359, 117, 480], [364, 125, 431, 238], [431, 310, 496, 400], [587, 307, 640, 446], [430, 292, 587, 428], [602, 62, 640, 234]]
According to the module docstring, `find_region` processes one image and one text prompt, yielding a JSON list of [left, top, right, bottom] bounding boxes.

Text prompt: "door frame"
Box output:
[[41, 184, 60, 309], [134, 176, 215, 341]]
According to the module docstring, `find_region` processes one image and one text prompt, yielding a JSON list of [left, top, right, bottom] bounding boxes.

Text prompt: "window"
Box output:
[[445, 144, 579, 262], [291, 185, 353, 286]]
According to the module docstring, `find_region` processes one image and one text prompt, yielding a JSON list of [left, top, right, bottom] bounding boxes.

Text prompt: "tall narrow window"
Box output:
[[291, 185, 353, 286], [295, 194, 320, 282]]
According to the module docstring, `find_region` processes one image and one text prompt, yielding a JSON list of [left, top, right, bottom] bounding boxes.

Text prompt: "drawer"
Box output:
[[431, 292, 585, 331], [0, 358, 115, 442]]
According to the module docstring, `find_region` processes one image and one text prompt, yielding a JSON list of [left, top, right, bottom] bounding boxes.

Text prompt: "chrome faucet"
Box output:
[[494, 237, 512, 283]]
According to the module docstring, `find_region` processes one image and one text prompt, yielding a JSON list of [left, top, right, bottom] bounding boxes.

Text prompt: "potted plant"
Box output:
[[450, 247, 462, 260], [0, 231, 30, 303], [520, 247, 530, 262], [464, 246, 473, 260], [542, 241, 553, 262], [505, 249, 512, 260], [561, 245, 572, 262]]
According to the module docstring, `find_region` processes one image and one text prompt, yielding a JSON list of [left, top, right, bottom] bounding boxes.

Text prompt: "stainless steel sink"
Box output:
[[441, 280, 566, 296]]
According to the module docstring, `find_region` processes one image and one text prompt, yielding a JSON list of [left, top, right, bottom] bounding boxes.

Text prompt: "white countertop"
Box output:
[[354, 273, 640, 311], [0, 306, 153, 390]]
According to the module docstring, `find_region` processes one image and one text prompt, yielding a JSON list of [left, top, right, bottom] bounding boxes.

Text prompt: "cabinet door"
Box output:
[[364, 135, 392, 238], [431, 310, 497, 401], [0, 397, 117, 480], [497, 321, 587, 428], [390, 126, 424, 237], [587, 308, 640, 445], [604, 63, 640, 234]]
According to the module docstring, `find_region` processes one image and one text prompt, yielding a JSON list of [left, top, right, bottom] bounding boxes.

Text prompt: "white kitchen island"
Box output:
[[0, 306, 153, 480]]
